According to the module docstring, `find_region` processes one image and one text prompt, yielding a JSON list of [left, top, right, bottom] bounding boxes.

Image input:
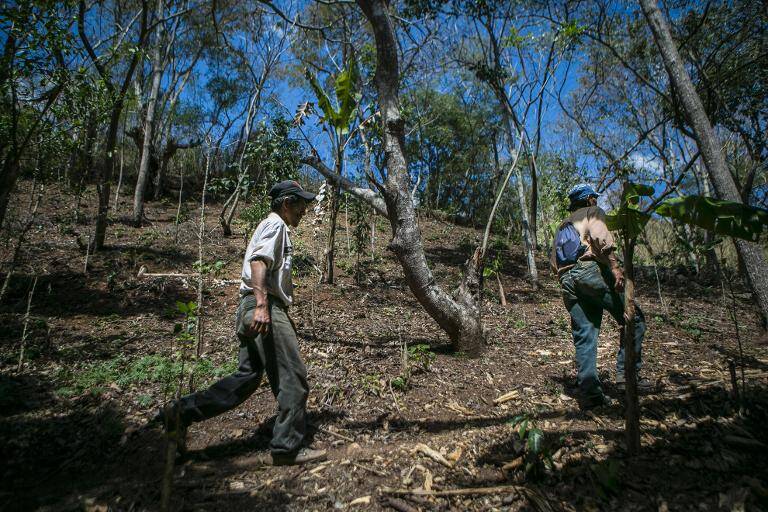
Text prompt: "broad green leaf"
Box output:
[[305, 69, 336, 126], [176, 301, 188, 314], [527, 428, 544, 454], [655, 196, 768, 242], [622, 182, 654, 206], [518, 419, 529, 439], [606, 207, 651, 238], [508, 414, 527, 427], [335, 56, 360, 133]]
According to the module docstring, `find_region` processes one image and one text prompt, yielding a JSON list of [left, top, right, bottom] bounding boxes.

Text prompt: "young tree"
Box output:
[[77, 0, 149, 249]]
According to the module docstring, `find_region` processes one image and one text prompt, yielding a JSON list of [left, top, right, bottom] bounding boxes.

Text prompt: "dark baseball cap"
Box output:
[[268, 180, 317, 201]]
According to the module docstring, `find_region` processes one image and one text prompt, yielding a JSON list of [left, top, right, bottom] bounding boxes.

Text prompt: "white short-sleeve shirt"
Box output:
[[240, 212, 293, 306]]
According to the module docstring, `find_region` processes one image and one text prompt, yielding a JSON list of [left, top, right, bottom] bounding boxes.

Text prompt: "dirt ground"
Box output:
[[1, 181, 767, 512]]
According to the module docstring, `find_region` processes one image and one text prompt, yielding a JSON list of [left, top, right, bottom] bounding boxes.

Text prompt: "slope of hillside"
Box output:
[[1, 181, 767, 511]]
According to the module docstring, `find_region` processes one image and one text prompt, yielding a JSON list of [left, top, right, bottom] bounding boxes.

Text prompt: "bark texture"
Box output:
[[355, 0, 484, 354], [640, 0, 768, 328]]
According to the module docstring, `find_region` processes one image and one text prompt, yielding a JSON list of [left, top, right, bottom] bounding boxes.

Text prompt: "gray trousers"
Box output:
[[178, 294, 309, 455]]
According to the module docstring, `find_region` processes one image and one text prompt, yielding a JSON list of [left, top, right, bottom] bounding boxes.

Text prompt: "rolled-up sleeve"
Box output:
[[249, 225, 283, 270]]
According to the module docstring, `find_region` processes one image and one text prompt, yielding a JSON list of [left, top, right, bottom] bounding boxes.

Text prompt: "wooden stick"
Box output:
[[137, 266, 195, 278], [493, 390, 519, 405], [318, 426, 355, 443], [412, 443, 453, 468], [17, 276, 38, 372], [381, 484, 525, 497], [353, 462, 387, 477], [384, 497, 418, 512]]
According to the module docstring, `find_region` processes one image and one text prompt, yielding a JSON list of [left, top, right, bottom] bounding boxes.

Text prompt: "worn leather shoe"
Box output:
[[580, 393, 616, 411], [271, 447, 328, 466]]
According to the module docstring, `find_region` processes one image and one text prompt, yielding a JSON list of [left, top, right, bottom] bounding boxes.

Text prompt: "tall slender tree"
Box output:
[[639, 0, 768, 328]]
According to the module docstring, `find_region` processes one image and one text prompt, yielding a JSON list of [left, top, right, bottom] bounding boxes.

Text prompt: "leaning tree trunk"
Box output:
[[355, 0, 484, 354], [640, 0, 768, 328]]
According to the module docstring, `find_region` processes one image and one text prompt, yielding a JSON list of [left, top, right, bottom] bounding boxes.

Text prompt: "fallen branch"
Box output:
[[383, 497, 419, 512], [353, 462, 387, 477], [381, 484, 525, 497], [411, 443, 454, 468], [137, 266, 195, 278]]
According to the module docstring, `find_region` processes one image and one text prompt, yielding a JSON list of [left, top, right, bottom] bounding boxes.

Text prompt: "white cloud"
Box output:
[[628, 153, 664, 177]]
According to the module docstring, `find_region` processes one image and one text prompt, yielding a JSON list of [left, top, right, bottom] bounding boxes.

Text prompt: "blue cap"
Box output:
[[567, 184, 600, 203]]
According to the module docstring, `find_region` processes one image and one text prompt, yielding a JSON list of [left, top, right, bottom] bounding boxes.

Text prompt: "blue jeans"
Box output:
[[560, 261, 645, 399]]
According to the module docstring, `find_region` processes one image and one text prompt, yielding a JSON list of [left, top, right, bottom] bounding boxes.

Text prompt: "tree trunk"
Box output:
[[79, 0, 148, 250], [528, 151, 539, 249], [481, 138, 524, 258], [0, 158, 22, 229], [356, 0, 484, 355], [322, 145, 343, 285], [640, 0, 768, 328], [132, 0, 164, 226], [94, 108, 122, 249], [623, 234, 641, 455], [500, 109, 538, 287]]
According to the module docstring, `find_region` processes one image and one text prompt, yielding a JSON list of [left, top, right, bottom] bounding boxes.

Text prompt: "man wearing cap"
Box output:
[[158, 180, 326, 465], [550, 184, 651, 409]]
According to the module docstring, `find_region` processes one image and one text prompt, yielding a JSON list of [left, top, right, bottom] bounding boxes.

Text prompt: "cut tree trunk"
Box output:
[[640, 0, 768, 328], [355, 0, 484, 355]]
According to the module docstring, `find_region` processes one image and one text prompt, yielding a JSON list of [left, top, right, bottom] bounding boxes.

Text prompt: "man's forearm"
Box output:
[[250, 260, 269, 306]]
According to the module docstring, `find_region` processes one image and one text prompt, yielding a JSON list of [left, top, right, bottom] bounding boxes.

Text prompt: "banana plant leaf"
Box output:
[[606, 207, 652, 239], [305, 56, 360, 136], [334, 57, 360, 135], [305, 69, 337, 127], [655, 196, 768, 242]]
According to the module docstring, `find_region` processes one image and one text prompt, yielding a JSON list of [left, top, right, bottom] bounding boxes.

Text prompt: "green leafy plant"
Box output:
[[407, 343, 436, 372], [305, 56, 361, 137], [358, 373, 383, 397], [508, 414, 557, 480], [193, 259, 226, 277], [606, 184, 767, 242], [391, 376, 408, 392], [483, 253, 507, 305], [590, 459, 621, 499]]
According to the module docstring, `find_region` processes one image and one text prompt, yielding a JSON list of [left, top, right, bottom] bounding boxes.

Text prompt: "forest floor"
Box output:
[[1, 180, 768, 512]]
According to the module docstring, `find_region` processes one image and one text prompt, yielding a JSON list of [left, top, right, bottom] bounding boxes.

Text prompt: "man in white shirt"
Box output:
[[160, 180, 326, 466]]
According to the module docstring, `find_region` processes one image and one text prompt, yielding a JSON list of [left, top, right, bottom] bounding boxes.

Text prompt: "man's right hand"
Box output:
[[612, 268, 625, 293], [249, 303, 271, 335]]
